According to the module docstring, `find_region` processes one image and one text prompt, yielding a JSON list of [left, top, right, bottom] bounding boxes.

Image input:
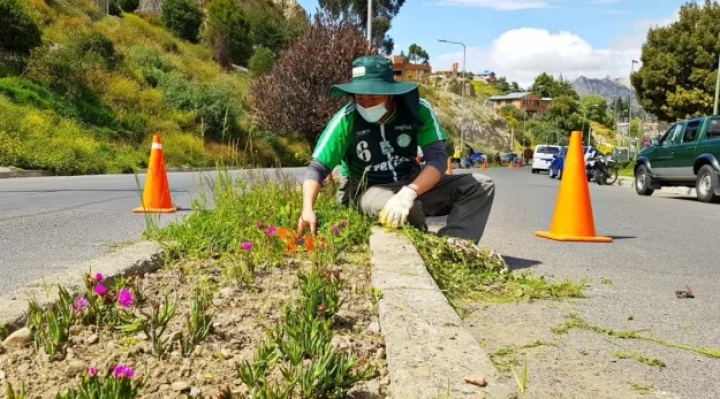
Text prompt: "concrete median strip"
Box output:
[[0, 241, 166, 333], [370, 228, 516, 399]]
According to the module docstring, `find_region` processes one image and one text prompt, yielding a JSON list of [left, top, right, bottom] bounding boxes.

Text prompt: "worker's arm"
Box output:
[[410, 99, 449, 196]]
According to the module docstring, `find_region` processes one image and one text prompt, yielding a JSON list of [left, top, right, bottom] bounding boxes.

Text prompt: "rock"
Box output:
[[375, 347, 386, 360], [367, 321, 380, 335], [219, 287, 234, 298], [86, 334, 99, 345], [330, 336, 350, 350], [67, 360, 86, 377], [2, 327, 32, 349], [220, 348, 233, 359], [171, 381, 190, 392], [189, 387, 202, 398], [0, 370, 6, 380]]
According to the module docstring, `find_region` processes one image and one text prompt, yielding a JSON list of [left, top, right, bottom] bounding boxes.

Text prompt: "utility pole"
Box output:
[[629, 60, 638, 151], [714, 50, 720, 114], [367, 0, 373, 47]]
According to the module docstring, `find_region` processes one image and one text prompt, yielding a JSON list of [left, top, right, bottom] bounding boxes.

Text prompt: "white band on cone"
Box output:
[[151, 143, 162, 150]]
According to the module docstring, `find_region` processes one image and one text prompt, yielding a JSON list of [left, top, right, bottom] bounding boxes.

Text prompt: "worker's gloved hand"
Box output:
[[379, 186, 417, 229]]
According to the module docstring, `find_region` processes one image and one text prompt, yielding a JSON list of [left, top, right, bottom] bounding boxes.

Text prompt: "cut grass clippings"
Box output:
[[403, 228, 586, 314], [1, 169, 387, 398]]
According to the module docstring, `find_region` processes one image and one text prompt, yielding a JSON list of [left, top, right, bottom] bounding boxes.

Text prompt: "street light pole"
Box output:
[[714, 51, 720, 115], [629, 60, 638, 151], [438, 38, 467, 152]]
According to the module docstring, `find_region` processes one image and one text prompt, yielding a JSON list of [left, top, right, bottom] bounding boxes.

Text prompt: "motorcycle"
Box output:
[[586, 154, 618, 185]]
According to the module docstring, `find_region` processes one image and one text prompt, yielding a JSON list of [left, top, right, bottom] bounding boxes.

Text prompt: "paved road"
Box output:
[[448, 167, 720, 399], [0, 168, 306, 294]]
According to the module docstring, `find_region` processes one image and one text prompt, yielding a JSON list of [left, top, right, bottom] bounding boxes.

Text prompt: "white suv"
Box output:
[[531, 144, 561, 174]]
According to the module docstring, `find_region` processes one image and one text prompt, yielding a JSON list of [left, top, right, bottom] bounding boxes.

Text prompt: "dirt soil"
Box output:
[[0, 255, 388, 398]]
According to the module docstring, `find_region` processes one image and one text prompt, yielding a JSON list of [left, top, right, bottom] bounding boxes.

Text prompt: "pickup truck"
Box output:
[[634, 115, 720, 202]]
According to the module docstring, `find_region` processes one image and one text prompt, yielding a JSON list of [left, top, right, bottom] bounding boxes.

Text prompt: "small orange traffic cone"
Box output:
[[133, 135, 177, 214], [446, 157, 454, 175], [535, 131, 612, 243], [483, 159, 488, 170], [509, 159, 514, 169]]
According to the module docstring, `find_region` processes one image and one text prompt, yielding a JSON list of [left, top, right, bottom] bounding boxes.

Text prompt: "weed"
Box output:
[[554, 313, 720, 359], [403, 228, 585, 313], [27, 286, 74, 357], [180, 287, 215, 357], [630, 383, 652, 395], [118, 295, 178, 358], [510, 358, 528, 395], [614, 351, 666, 368], [5, 381, 27, 399]]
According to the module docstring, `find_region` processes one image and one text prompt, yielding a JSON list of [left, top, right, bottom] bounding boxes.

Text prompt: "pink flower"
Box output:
[[73, 297, 89, 312], [118, 289, 134, 308], [241, 242, 253, 251], [257, 221, 264, 229], [95, 273, 104, 283], [94, 284, 107, 296], [341, 220, 349, 228], [331, 226, 340, 234], [112, 365, 135, 379], [88, 367, 98, 377], [318, 304, 326, 314], [266, 226, 277, 235]]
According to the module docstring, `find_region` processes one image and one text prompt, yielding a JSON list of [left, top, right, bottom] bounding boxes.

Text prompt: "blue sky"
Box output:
[[295, 0, 682, 87]]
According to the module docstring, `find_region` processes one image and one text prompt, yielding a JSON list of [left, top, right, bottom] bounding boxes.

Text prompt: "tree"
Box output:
[[580, 94, 613, 126], [632, 0, 720, 121], [161, 0, 203, 43], [0, 0, 42, 57], [529, 72, 578, 99], [316, 0, 406, 54], [251, 11, 371, 149], [248, 47, 275, 77], [205, 0, 253, 68], [246, 4, 289, 53], [407, 43, 429, 63]]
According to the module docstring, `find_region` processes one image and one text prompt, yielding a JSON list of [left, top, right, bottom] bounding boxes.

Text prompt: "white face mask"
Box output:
[[357, 102, 388, 123]]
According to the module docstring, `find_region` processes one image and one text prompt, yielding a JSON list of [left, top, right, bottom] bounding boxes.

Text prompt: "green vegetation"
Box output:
[[402, 228, 586, 315], [0, 0, 311, 175], [631, 0, 720, 122]]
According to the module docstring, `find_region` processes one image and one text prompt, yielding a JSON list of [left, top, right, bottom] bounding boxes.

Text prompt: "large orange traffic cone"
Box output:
[[133, 135, 177, 214], [535, 131, 612, 243]]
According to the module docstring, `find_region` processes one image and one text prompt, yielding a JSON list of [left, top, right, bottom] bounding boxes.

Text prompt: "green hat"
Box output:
[[330, 55, 419, 98]]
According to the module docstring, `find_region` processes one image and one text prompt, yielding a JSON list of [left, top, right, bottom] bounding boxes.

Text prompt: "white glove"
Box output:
[[379, 186, 417, 229]]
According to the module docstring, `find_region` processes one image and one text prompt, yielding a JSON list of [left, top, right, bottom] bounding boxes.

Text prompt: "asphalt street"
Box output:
[[451, 167, 720, 399], [0, 168, 306, 294]]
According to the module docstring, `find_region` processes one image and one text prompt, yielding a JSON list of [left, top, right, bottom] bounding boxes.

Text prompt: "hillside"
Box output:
[[571, 76, 638, 105], [420, 85, 511, 153], [0, 0, 310, 175]]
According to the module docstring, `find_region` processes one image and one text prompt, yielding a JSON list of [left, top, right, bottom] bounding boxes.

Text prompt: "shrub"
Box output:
[[251, 11, 371, 149], [247, 4, 288, 52], [205, 0, 253, 68], [161, 0, 203, 43], [248, 47, 275, 77], [115, 0, 140, 13], [0, 0, 43, 56]]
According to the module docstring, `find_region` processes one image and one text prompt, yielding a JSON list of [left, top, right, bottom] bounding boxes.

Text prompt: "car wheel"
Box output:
[[635, 165, 654, 196], [695, 165, 720, 203]]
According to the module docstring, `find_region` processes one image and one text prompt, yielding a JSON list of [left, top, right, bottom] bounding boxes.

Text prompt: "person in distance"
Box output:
[[298, 55, 495, 245]]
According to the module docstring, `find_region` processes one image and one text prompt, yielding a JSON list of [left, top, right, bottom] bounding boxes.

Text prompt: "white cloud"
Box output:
[[435, 13, 679, 88], [435, 0, 552, 11]]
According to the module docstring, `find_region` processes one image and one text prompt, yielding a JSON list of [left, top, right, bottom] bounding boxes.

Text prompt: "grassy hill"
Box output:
[[0, 0, 310, 175]]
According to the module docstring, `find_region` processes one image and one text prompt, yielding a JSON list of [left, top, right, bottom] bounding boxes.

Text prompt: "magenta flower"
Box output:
[[94, 284, 107, 296], [95, 273, 103, 283], [257, 221, 265, 229], [112, 365, 135, 379], [241, 242, 253, 251], [118, 289, 134, 308], [73, 297, 89, 312], [88, 367, 98, 377], [266, 226, 277, 235], [341, 220, 349, 228], [331, 226, 340, 234]]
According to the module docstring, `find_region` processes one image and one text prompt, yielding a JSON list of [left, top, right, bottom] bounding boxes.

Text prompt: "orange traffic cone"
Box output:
[[447, 157, 454, 175], [509, 159, 514, 168], [535, 131, 612, 243], [133, 135, 177, 214], [483, 159, 488, 170]]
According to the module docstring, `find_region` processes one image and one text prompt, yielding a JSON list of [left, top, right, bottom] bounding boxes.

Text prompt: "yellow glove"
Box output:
[[379, 186, 417, 229]]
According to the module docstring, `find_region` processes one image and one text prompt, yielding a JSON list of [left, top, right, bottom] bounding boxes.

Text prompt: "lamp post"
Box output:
[[714, 51, 720, 115], [629, 60, 638, 150], [582, 104, 598, 147], [438, 38, 467, 151]]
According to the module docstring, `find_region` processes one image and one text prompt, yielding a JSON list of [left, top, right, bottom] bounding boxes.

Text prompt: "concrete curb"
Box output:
[[0, 169, 52, 179], [617, 176, 697, 196], [369, 228, 516, 399], [0, 241, 166, 335]]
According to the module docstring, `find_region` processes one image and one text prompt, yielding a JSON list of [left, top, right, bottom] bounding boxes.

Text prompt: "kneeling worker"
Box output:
[[298, 55, 495, 245]]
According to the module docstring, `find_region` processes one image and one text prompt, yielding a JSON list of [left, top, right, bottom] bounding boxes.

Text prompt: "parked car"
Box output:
[[634, 115, 720, 202], [531, 144, 561, 174], [501, 153, 518, 165], [469, 151, 486, 166]]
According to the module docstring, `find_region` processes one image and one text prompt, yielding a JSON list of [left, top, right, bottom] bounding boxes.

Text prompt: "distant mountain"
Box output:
[[571, 76, 638, 105]]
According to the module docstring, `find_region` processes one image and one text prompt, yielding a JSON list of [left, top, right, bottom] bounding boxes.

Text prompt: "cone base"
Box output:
[[534, 230, 613, 243], [133, 206, 177, 214]]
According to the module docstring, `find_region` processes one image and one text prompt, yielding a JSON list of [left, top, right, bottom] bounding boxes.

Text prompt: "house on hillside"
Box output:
[[387, 55, 432, 83], [487, 92, 552, 115], [473, 70, 496, 84]]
